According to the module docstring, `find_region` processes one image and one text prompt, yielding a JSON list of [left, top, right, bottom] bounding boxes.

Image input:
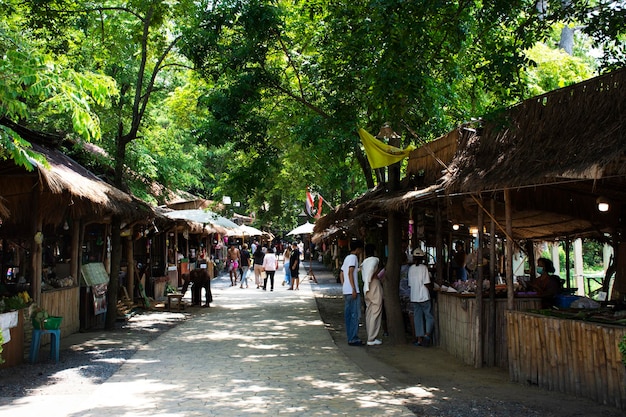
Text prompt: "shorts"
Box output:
[[228, 261, 239, 271]]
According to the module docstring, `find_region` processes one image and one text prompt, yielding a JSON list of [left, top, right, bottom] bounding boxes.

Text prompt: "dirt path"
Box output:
[[312, 285, 623, 417]]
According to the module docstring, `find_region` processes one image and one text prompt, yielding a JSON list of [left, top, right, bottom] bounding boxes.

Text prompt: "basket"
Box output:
[[44, 316, 63, 330], [554, 295, 579, 308]]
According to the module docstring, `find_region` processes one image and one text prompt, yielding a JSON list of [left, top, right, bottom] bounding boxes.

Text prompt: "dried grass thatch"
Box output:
[[0, 144, 152, 229], [407, 129, 459, 184], [443, 67, 626, 192]]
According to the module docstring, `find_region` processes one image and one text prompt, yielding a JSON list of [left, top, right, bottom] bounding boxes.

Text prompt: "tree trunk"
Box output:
[[384, 210, 404, 344], [105, 139, 127, 330], [354, 141, 375, 189], [383, 125, 403, 344]]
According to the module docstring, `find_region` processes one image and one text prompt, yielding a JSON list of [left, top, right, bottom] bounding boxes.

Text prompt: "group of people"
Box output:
[[340, 240, 435, 348], [224, 240, 303, 292], [340, 241, 382, 347]]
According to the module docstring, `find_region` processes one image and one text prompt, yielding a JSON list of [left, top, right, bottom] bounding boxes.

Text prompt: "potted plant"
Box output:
[[29, 304, 49, 330]]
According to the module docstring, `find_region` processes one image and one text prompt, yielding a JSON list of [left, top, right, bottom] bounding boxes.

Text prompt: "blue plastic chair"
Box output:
[[29, 329, 61, 363]]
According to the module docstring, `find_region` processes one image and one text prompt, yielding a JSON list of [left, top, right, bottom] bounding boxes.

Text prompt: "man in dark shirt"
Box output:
[[288, 242, 300, 290]]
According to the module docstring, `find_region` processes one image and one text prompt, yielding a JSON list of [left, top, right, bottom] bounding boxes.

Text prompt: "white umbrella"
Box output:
[[287, 221, 315, 236], [164, 209, 240, 230], [286, 221, 318, 283], [226, 224, 265, 237]]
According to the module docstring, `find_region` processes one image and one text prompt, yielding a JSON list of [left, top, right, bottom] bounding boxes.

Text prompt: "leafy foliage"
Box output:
[[0, 16, 116, 168]]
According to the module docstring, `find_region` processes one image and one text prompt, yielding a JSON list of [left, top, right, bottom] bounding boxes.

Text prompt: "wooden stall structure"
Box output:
[[314, 68, 626, 411], [507, 310, 626, 410], [0, 140, 153, 364]]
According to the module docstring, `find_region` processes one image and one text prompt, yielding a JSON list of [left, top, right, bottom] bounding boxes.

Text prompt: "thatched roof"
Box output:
[[0, 144, 153, 231], [314, 68, 626, 242], [407, 129, 459, 184], [438, 67, 626, 240], [442, 67, 626, 192], [314, 185, 388, 234]]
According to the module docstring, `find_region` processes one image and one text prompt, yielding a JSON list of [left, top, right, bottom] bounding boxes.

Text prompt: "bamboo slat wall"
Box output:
[[437, 292, 541, 368], [40, 287, 80, 335], [506, 310, 626, 410], [23, 287, 80, 350]]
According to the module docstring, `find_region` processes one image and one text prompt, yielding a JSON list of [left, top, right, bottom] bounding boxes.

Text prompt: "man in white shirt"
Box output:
[[340, 240, 364, 346], [408, 248, 434, 347]]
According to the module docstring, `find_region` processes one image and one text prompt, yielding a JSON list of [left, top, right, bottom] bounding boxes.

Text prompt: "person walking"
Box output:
[[262, 247, 279, 291], [361, 243, 383, 346], [288, 242, 300, 290], [282, 246, 292, 287], [227, 243, 241, 286], [239, 243, 251, 289], [408, 248, 434, 347], [340, 240, 364, 346], [252, 245, 265, 289]]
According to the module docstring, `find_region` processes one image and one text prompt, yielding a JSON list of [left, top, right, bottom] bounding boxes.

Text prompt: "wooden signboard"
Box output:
[[80, 263, 110, 287]]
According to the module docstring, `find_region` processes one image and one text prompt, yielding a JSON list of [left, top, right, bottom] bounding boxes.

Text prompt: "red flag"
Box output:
[[306, 190, 315, 217], [316, 194, 323, 218], [306, 188, 325, 218]]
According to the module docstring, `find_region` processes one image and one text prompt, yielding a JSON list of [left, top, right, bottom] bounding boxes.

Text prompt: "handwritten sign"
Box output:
[[80, 263, 110, 286]]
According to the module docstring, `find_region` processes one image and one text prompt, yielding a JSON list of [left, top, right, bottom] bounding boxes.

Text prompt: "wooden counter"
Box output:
[[435, 292, 541, 368], [506, 310, 626, 410]]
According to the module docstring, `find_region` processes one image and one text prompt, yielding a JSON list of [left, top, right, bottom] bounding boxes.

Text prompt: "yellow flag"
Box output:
[[358, 128, 416, 169]]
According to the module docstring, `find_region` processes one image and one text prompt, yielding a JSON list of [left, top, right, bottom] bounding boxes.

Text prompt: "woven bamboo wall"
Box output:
[[437, 293, 541, 368], [506, 310, 626, 410], [40, 287, 80, 335], [24, 287, 81, 350]]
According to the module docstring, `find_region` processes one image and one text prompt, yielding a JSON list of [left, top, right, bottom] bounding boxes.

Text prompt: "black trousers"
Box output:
[[263, 270, 275, 290]]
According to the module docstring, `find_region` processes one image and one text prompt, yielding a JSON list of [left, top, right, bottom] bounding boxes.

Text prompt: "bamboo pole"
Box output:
[[126, 236, 135, 300], [31, 187, 42, 304], [70, 221, 80, 283], [488, 198, 497, 367], [565, 238, 571, 290], [475, 196, 484, 368], [435, 205, 443, 285], [504, 189, 514, 310]]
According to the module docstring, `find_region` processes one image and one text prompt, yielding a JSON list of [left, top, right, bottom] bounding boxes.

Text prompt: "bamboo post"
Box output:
[[126, 235, 135, 300], [504, 189, 514, 310], [70, 219, 80, 285], [31, 187, 43, 304], [475, 196, 484, 368], [435, 205, 443, 285], [565, 238, 571, 291], [488, 198, 497, 367]]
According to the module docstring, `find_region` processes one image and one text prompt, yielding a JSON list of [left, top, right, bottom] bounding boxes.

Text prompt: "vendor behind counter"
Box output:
[[529, 257, 564, 308]]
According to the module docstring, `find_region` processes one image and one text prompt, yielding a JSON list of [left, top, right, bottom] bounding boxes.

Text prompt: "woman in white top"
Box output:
[[361, 243, 383, 346], [262, 247, 279, 291]]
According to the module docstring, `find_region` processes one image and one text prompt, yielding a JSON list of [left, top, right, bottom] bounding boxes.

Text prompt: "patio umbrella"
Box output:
[[226, 224, 265, 237], [287, 221, 315, 236], [164, 209, 240, 231]]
